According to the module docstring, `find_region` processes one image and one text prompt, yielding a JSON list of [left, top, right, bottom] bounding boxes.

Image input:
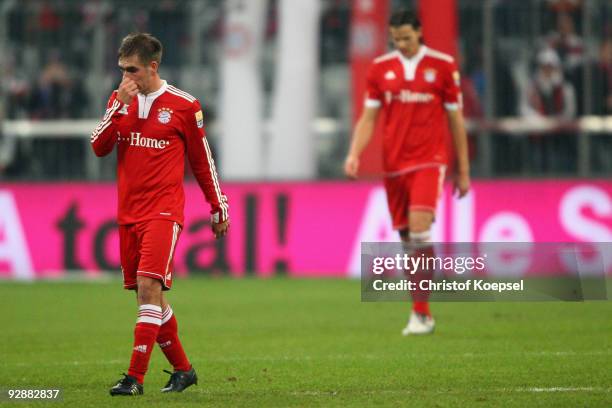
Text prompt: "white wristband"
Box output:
[[211, 212, 220, 224]]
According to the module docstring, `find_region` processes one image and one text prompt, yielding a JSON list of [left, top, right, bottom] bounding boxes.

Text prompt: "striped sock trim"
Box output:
[[161, 305, 174, 325], [137, 304, 162, 325], [410, 230, 432, 243]]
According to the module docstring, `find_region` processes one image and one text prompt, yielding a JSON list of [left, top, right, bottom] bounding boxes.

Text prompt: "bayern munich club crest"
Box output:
[[157, 107, 173, 124], [424, 68, 437, 83]]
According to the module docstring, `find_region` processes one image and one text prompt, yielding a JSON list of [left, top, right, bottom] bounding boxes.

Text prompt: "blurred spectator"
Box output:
[[0, 102, 17, 176], [546, 0, 583, 14], [546, 12, 585, 111], [520, 48, 576, 119], [592, 38, 612, 115], [547, 12, 584, 75], [590, 37, 612, 174], [320, 0, 350, 64], [3, 54, 31, 119], [38, 0, 63, 47], [39, 1, 62, 31], [455, 53, 483, 173], [457, 54, 484, 119], [520, 48, 577, 174], [461, 76, 483, 119], [150, 0, 185, 68], [29, 51, 88, 119]]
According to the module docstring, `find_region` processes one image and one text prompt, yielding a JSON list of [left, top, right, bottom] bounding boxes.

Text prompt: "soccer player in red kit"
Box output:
[[91, 33, 229, 395], [344, 11, 470, 335]]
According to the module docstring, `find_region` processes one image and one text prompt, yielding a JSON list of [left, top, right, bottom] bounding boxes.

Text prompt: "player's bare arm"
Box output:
[[344, 106, 380, 178], [446, 109, 470, 198], [117, 77, 139, 105]]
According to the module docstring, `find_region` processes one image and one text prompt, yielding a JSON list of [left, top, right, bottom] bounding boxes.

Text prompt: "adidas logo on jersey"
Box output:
[[384, 71, 397, 80], [133, 344, 147, 353]]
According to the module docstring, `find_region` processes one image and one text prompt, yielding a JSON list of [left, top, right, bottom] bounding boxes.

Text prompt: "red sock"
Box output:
[[157, 306, 191, 372], [412, 301, 431, 316], [409, 239, 435, 317], [128, 305, 162, 384]]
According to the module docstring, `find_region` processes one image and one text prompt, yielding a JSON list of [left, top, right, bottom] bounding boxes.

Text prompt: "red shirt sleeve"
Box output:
[[182, 100, 229, 223], [90, 91, 127, 156], [441, 60, 462, 111], [364, 62, 383, 108]]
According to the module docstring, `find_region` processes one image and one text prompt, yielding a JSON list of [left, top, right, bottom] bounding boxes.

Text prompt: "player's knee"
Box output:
[[409, 213, 434, 234], [136, 276, 162, 305]]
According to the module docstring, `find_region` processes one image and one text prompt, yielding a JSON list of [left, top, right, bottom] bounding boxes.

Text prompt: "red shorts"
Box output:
[[119, 219, 182, 290], [383, 165, 446, 230]]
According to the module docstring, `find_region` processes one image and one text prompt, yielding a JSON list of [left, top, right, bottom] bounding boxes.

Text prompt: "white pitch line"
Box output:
[[521, 387, 604, 393], [7, 359, 124, 368], [208, 350, 612, 362], [4, 349, 612, 367], [290, 387, 610, 396], [461, 350, 612, 358]]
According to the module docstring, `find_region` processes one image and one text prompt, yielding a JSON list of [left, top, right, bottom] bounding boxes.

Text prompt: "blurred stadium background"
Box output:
[[1, 0, 611, 406]]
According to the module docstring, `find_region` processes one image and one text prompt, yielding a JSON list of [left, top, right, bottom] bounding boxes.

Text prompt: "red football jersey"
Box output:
[[91, 80, 228, 226], [365, 46, 462, 175]]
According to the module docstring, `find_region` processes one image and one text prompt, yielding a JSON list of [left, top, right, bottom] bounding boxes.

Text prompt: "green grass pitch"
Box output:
[[1, 278, 611, 407]]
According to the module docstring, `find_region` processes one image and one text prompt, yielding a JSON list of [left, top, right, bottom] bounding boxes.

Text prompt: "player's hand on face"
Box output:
[[453, 173, 470, 198], [212, 219, 230, 239], [117, 77, 139, 105], [344, 155, 359, 179]]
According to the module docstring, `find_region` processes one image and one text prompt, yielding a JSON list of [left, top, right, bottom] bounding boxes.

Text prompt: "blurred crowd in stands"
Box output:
[[0, 0, 611, 178]]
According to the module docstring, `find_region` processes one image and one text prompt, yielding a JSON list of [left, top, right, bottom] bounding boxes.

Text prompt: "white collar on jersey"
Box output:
[[397, 45, 428, 81], [137, 80, 168, 119]]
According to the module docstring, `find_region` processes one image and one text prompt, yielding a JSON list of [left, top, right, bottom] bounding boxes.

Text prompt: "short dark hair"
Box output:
[[389, 10, 421, 29], [118, 33, 163, 65]]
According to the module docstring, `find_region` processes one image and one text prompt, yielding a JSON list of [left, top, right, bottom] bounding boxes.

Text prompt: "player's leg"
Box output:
[[134, 220, 198, 392], [384, 175, 426, 334], [408, 209, 435, 319], [402, 166, 445, 335], [158, 292, 191, 372], [124, 275, 163, 385], [158, 291, 197, 392], [119, 224, 139, 291], [122, 220, 178, 390], [383, 174, 410, 234], [406, 209, 435, 317], [110, 225, 145, 396]]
